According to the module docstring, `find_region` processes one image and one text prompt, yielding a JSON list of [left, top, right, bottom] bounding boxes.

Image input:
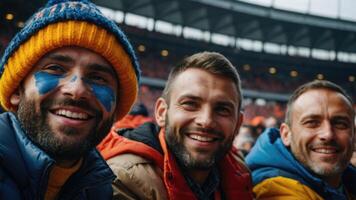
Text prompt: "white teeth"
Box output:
[[314, 148, 337, 154], [190, 134, 214, 142], [55, 109, 89, 120]]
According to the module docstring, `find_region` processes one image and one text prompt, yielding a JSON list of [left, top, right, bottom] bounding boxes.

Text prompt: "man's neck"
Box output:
[[324, 175, 342, 188], [188, 169, 211, 185]]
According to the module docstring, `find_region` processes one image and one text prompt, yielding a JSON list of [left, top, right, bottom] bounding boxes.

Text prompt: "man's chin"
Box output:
[[16, 97, 113, 162], [309, 162, 343, 177]]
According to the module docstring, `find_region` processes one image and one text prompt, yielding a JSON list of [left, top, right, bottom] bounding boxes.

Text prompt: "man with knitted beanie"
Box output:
[[0, 0, 140, 199]]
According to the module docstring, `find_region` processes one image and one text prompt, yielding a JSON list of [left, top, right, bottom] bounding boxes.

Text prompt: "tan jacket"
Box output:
[[108, 153, 167, 200], [98, 126, 253, 200]]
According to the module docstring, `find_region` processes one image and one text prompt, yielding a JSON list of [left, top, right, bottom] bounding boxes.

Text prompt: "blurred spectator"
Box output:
[[242, 100, 286, 125], [137, 85, 162, 116], [250, 116, 266, 137], [264, 116, 278, 128], [111, 103, 154, 131], [233, 125, 256, 156]]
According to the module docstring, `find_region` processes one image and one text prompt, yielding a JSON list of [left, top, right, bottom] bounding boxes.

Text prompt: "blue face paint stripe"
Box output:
[[35, 72, 116, 112], [83, 78, 116, 112], [34, 72, 63, 95], [70, 75, 77, 82]]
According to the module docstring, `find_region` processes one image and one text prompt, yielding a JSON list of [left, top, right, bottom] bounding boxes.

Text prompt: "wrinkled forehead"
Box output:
[[171, 68, 240, 101], [293, 89, 354, 117]]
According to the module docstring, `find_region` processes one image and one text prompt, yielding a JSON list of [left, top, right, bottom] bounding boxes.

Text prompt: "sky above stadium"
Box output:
[[240, 0, 356, 21]]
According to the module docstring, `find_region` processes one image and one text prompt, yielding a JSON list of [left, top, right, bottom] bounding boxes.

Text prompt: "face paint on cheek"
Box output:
[[83, 79, 116, 112], [34, 72, 63, 95], [70, 75, 77, 82]]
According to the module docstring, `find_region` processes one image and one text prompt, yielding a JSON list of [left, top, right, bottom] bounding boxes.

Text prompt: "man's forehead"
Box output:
[[292, 89, 353, 117], [170, 70, 239, 108], [173, 69, 236, 90]]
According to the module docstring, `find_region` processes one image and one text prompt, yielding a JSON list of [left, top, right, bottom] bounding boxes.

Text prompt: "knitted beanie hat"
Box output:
[[0, 0, 141, 120]]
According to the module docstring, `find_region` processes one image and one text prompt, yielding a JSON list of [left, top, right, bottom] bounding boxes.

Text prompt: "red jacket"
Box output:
[[98, 127, 254, 200]]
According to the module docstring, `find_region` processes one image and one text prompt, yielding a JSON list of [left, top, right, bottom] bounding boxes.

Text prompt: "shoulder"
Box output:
[[253, 176, 323, 200], [108, 154, 167, 200], [229, 150, 251, 173]]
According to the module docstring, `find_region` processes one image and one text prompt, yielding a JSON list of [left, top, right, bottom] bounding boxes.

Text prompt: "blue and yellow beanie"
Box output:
[[0, 0, 141, 120]]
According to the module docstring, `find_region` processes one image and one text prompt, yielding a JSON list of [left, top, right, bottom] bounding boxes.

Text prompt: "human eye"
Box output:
[[303, 119, 320, 128], [216, 105, 233, 116], [332, 118, 350, 130], [87, 73, 109, 84], [42, 64, 66, 75], [180, 100, 199, 111]]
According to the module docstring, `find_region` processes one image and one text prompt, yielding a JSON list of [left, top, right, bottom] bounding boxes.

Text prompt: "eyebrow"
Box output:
[[180, 94, 236, 108], [179, 94, 202, 101], [47, 54, 75, 63], [331, 115, 352, 122], [216, 101, 236, 109]]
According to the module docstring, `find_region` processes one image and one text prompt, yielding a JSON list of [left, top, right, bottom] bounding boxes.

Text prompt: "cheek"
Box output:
[[221, 119, 237, 136], [88, 83, 116, 112], [166, 110, 186, 134], [291, 132, 309, 151], [34, 72, 63, 95], [339, 134, 354, 148]]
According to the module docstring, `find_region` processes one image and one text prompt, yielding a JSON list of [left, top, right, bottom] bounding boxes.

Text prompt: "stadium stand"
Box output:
[[1, 0, 355, 126]]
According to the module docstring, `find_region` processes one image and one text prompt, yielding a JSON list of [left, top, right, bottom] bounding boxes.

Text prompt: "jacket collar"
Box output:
[[0, 112, 53, 191], [246, 128, 356, 199], [158, 129, 253, 200], [0, 112, 114, 197]]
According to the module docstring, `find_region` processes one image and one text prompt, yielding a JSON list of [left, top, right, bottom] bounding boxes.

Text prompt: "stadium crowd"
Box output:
[[0, 0, 355, 199]]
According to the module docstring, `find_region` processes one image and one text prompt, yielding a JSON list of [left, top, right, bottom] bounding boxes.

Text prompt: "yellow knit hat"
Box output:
[[0, 0, 141, 120]]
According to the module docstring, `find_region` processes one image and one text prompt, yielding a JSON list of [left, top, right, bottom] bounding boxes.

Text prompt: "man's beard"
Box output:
[[164, 116, 232, 171], [290, 133, 352, 179], [17, 97, 114, 162]]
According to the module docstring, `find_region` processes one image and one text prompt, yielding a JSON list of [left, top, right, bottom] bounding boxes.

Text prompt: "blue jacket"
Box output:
[[0, 112, 115, 199], [246, 128, 356, 200]]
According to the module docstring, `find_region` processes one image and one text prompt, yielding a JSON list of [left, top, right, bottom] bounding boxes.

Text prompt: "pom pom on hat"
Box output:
[[0, 0, 141, 120]]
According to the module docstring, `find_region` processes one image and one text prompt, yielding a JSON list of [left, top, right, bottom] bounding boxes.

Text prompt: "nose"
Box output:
[[319, 121, 335, 141], [195, 107, 216, 129], [61, 75, 91, 100]]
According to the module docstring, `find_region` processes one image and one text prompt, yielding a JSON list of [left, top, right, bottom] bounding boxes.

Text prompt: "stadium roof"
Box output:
[[2, 0, 356, 63], [91, 0, 356, 53]]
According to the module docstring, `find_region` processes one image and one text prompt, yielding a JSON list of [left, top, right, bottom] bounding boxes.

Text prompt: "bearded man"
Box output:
[[0, 0, 141, 199], [246, 80, 356, 200], [98, 52, 253, 200]]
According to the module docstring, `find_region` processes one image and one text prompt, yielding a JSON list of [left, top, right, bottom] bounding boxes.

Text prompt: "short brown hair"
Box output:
[[162, 52, 243, 111], [285, 80, 354, 126]]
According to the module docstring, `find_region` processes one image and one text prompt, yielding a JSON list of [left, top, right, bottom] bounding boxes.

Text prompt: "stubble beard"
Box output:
[[290, 133, 351, 180], [17, 97, 113, 162], [164, 115, 232, 171]]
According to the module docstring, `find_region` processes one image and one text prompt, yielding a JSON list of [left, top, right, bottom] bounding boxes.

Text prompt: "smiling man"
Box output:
[[98, 52, 253, 200], [0, 0, 140, 199], [246, 80, 356, 200]]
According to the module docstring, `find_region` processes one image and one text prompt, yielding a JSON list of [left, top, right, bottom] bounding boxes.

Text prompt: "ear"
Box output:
[[154, 97, 168, 127], [280, 123, 292, 147], [10, 89, 21, 106], [233, 112, 244, 138]]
